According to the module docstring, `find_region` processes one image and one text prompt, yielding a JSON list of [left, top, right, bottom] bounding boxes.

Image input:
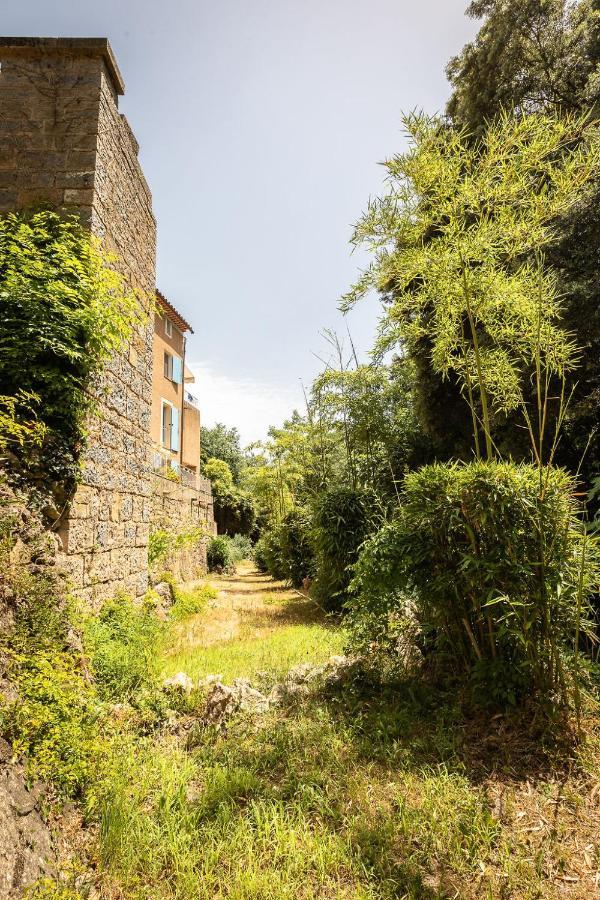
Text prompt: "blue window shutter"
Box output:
[[172, 356, 183, 384], [171, 407, 180, 452]]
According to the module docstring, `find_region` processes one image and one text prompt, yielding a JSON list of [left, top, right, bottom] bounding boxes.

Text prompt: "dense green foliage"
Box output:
[[343, 112, 598, 465], [84, 594, 164, 702], [446, 0, 600, 478], [200, 422, 247, 483], [253, 509, 315, 588], [350, 462, 598, 705], [311, 486, 378, 612], [447, 0, 600, 130], [244, 105, 599, 709], [0, 210, 145, 486], [206, 534, 234, 572], [245, 352, 432, 592], [276, 509, 315, 588], [203, 456, 256, 536]]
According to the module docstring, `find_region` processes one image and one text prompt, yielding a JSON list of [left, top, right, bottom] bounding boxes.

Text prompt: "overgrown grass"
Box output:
[[91, 675, 600, 899], [170, 580, 217, 621], [162, 623, 345, 685], [6, 558, 600, 899]]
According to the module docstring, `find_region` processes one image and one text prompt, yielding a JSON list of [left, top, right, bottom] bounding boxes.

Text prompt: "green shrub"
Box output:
[[312, 486, 378, 612], [350, 461, 599, 706], [229, 533, 254, 562], [255, 510, 314, 588], [253, 535, 269, 573], [206, 533, 252, 573], [169, 582, 217, 621], [256, 526, 288, 581], [84, 594, 163, 702], [207, 535, 234, 572], [251, 512, 314, 587], [279, 509, 315, 588]]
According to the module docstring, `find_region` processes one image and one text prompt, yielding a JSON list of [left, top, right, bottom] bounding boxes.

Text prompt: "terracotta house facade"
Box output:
[[151, 290, 202, 486]]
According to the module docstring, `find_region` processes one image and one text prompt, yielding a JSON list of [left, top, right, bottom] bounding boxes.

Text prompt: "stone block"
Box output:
[[65, 519, 95, 554]]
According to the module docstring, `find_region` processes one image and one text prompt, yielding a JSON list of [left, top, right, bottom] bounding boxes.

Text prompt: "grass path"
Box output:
[[96, 566, 600, 899], [161, 560, 345, 685]]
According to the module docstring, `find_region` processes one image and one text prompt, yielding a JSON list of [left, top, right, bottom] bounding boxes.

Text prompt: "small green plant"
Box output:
[[169, 582, 217, 621], [148, 523, 206, 569], [84, 593, 164, 702], [148, 529, 172, 567]]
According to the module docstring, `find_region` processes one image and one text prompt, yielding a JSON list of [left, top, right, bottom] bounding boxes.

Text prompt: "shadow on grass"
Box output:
[[240, 598, 335, 630], [311, 670, 579, 787], [217, 585, 296, 596]]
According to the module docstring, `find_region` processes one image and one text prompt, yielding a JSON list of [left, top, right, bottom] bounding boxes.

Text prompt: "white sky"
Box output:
[[3, 0, 480, 444]]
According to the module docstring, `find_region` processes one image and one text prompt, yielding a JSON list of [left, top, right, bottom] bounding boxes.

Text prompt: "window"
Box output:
[[161, 401, 172, 447], [163, 351, 182, 384], [161, 401, 180, 452], [172, 355, 183, 384], [165, 318, 172, 338]]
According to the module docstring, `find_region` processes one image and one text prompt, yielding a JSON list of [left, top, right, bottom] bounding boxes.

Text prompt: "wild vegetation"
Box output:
[[1, 1, 600, 897], [0, 209, 146, 489]]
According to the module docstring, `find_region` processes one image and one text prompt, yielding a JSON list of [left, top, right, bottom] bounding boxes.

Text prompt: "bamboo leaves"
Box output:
[[343, 112, 600, 460]]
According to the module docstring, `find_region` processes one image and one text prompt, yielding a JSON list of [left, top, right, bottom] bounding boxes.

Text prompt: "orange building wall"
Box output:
[[182, 401, 201, 472], [151, 311, 185, 456]]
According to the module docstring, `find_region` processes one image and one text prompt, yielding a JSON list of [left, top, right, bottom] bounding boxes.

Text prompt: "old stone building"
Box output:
[[150, 290, 216, 578], [0, 37, 215, 601]]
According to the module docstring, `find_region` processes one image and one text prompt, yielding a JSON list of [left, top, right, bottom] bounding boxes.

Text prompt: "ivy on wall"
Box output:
[[0, 210, 147, 488]]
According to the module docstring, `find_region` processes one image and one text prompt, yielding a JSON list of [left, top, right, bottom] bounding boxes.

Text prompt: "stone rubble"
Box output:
[[163, 672, 195, 695], [194, 655, 361, 729]]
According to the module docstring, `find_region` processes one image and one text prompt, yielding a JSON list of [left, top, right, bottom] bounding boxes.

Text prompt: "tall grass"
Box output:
[[162, 623, 345, 685]]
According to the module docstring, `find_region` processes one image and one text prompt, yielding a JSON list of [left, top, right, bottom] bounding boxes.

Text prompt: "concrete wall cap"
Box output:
[[0, 37, 125, 95]]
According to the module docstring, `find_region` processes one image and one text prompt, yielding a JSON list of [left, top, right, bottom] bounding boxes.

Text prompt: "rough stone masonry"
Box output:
[[0, 38, 157, 604]]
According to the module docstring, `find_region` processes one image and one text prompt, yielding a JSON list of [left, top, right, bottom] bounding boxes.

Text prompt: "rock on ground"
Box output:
[[198, 655, 361, 729], [163, 672, 194, 695]]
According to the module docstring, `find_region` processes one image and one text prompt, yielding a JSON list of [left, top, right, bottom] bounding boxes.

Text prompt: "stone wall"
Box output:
[[151, 474, 217, 581], [61, 60, 156, 605], [0, 39, 156, 605]]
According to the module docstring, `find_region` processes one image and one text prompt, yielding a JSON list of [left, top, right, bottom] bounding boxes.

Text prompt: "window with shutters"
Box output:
[[161, 400, 181, 452], [171, 407, 180, 452], [161, 400, 173, 448], [163, 351, 182, 384]]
